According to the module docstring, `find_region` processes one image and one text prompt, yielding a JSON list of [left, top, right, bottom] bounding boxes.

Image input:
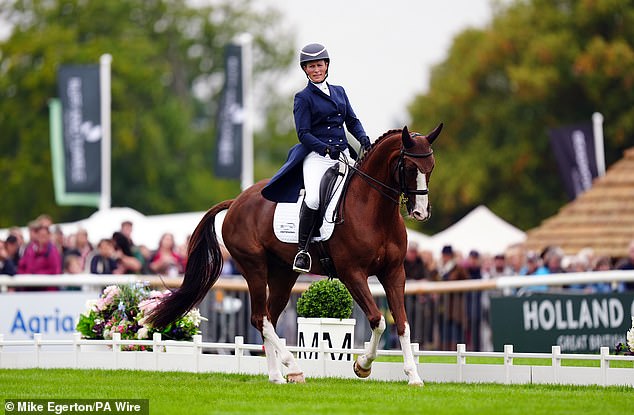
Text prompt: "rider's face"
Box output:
[[303, 60, 328, 83]]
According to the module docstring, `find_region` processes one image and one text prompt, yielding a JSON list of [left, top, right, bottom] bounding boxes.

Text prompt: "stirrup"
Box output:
[[293, 250, 312, 273]]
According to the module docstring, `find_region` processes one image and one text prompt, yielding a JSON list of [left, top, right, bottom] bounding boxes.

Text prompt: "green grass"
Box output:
[[376, 355, 634, 368], [0, 369, 631, 415]]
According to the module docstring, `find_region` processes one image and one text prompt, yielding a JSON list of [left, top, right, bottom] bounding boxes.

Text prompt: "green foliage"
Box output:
[[0, 0, 295, 227], [296, 279, 353, 319], [409, 0, 634, 233]]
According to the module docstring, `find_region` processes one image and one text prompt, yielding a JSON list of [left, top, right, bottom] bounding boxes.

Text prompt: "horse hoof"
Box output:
[[408, 380, 424, 387], [353, 360, 371, 378], [269, 377, 287, 384], [286, 372, 306, 384]]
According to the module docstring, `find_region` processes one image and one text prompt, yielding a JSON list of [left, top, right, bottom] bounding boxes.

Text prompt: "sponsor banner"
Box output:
[[57, 65, 102, 196], [214, 44, 243, 179], [490, 292, 634, 353], [548, 123, 599, 200], [0, 291, 99, 340]]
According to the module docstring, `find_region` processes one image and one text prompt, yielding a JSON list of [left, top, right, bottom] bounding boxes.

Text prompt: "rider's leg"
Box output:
[[293, 202, 318, 273]]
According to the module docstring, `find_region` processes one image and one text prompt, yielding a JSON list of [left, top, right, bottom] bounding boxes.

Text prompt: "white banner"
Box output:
[[0, 291, 100, 340]]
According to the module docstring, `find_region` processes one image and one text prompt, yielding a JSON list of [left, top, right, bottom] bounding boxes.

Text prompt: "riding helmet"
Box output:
[[299, 43, 330, 67]]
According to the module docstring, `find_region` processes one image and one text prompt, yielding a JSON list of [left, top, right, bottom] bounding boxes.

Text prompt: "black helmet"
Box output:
[[299, 43, 330, 67]]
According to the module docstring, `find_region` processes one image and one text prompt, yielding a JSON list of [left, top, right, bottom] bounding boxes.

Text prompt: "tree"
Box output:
[[0, 0, 295, 227], [408, 0, 634, 233]]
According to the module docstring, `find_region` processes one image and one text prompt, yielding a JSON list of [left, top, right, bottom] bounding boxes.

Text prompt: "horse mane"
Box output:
[[356, 128, 403, 167]]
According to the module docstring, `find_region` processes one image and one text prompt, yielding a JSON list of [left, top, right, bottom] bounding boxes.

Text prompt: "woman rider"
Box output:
[[261, 43, 371, 273]]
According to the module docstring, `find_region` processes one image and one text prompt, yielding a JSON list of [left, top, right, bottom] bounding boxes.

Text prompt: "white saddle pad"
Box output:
[[273, 164, 348, 243]]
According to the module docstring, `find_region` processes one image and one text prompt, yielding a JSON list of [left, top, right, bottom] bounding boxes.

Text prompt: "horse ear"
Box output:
[[402, 126, 414, 148], [425, 123, 443, 144]]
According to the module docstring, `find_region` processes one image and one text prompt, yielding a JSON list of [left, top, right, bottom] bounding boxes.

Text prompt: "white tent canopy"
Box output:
[[424, 205, 526, 256]]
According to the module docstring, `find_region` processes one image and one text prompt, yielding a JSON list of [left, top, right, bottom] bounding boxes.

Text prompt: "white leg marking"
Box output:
[[399, 322, 424, 386], [358, 315, 386, 370], [262, 317, 303, 383]]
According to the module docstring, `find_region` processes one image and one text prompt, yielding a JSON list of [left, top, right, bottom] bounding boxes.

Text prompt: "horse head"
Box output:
[[398, 124, 442, 221]]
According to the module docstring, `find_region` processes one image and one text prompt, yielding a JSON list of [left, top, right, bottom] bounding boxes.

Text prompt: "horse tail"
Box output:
[[147, 199, 234, 328]]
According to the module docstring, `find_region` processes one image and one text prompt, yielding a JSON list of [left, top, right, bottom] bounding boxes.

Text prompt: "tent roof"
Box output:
[[425, 205, 526, 256], [523, 148, 634, 258]]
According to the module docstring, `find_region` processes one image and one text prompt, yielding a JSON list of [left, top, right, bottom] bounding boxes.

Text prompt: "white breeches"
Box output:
[[302, 149, 349, 210]]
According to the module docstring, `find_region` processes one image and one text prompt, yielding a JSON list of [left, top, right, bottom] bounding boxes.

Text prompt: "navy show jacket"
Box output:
[[261, 81, 367, 203]]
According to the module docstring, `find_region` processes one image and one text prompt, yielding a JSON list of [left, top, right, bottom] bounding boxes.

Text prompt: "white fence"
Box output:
[[1, 333, 632, 387]]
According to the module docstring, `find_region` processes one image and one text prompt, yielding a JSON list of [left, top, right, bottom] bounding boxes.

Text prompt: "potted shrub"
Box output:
[[296, 278, 355, 360]]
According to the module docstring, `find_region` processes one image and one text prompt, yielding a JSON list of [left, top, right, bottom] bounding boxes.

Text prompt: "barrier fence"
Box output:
[[0, 332, 632, 386], [2, 271, 634, 352]]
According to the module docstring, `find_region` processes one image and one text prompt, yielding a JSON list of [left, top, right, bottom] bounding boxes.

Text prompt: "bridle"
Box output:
[[344, 133, 434, 206]]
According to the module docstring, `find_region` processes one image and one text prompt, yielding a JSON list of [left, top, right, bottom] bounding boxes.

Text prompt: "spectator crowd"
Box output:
[[0, 214, 191, 283]]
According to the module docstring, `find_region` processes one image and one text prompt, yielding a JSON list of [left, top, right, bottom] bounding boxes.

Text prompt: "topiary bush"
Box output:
[[296, 278, 354, 319]]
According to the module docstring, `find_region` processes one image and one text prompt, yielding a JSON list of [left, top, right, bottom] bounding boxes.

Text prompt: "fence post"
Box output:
[[503, 344, 513, 384], [152, 333, 161, 371], [600, 346, 609, 386], [112, 333, 121, 370], [194, 335, 203, 373], [320, 339, 329, 377], [73, 332, 81, 368], [235, 336, 244, 373], [457, 344, 466, 382], [0, 334, 4, 367], [34, 333, 42, 368], [551, 346, 561, 384]]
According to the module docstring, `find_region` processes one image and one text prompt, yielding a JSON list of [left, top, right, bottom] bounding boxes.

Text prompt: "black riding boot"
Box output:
[[293, 202, 319, 273]]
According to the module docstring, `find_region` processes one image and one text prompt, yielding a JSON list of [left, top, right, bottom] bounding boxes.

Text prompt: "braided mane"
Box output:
[[356, 128, 403, 168]]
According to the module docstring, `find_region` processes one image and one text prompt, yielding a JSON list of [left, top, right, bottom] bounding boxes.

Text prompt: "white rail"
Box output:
[[2, 270, 634, 295], [1, 333, 632, 387]]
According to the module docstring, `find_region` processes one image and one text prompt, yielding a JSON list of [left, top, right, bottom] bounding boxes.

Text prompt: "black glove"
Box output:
[[360, 136, 371, 151], [326, 146, 340, 160]]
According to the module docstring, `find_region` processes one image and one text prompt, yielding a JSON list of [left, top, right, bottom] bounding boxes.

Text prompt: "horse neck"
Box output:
[[347, 137, 402, 220]]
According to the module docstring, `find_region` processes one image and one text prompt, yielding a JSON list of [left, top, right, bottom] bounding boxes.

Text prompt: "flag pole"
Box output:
[[237, 33, 253, 191], [592, 112, 605, 177], [99, 54, 112, 211]]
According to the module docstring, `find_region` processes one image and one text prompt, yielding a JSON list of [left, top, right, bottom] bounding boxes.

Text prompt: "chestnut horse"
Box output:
[[147, 125, 441, 385]]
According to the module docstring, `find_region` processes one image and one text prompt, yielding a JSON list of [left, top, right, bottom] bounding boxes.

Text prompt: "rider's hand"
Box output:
[[360, 136, 371, 151], [327, 146, 340, 160]]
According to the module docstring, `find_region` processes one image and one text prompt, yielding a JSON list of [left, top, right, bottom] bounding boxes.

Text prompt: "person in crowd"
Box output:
[[0, 240, 17, 276], [111, 232, 143, 274], [90, 238, 120, 274], [617, 239, 634, 291], [536, 246, 565, 275], [488, 253, 513, 278], [438, 245, 468, 351], [120, 220, 134, 245], [589, 256, 614, 293], [261, 43, 371, 273], [404, 242, 426, 280], [148, 233, 184, 277], [63, 253, 83, 274], [5, 234, 21, 267], [519, 251, 541, 275], [18, 222, 62, 275], [74, 228, 93, 271]]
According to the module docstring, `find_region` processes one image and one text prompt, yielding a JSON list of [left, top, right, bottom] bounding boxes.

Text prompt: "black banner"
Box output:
[[548, 123, 598, 200], [58, 65, 102, 193], [214, 44, 243, 179], [490, 293, 634, 353]]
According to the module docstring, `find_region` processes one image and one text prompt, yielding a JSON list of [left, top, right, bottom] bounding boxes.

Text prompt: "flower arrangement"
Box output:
[[615, 316, 634, 355], [296, 278, 354, 319], [76, 283, 205, 350]]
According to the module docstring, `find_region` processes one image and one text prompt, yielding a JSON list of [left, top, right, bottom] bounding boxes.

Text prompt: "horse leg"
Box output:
[[244, 275, 286, 384], [382, 271, 424, 386], [342, 273, 385, 378], [265, 264, 304, 383]]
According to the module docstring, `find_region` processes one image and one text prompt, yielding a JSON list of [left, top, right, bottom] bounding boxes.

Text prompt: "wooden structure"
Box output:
[[523, 148, 634, 257]]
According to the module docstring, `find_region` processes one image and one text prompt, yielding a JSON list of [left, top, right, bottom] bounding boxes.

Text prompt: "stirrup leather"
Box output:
[[293, 250, 312, 273]]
